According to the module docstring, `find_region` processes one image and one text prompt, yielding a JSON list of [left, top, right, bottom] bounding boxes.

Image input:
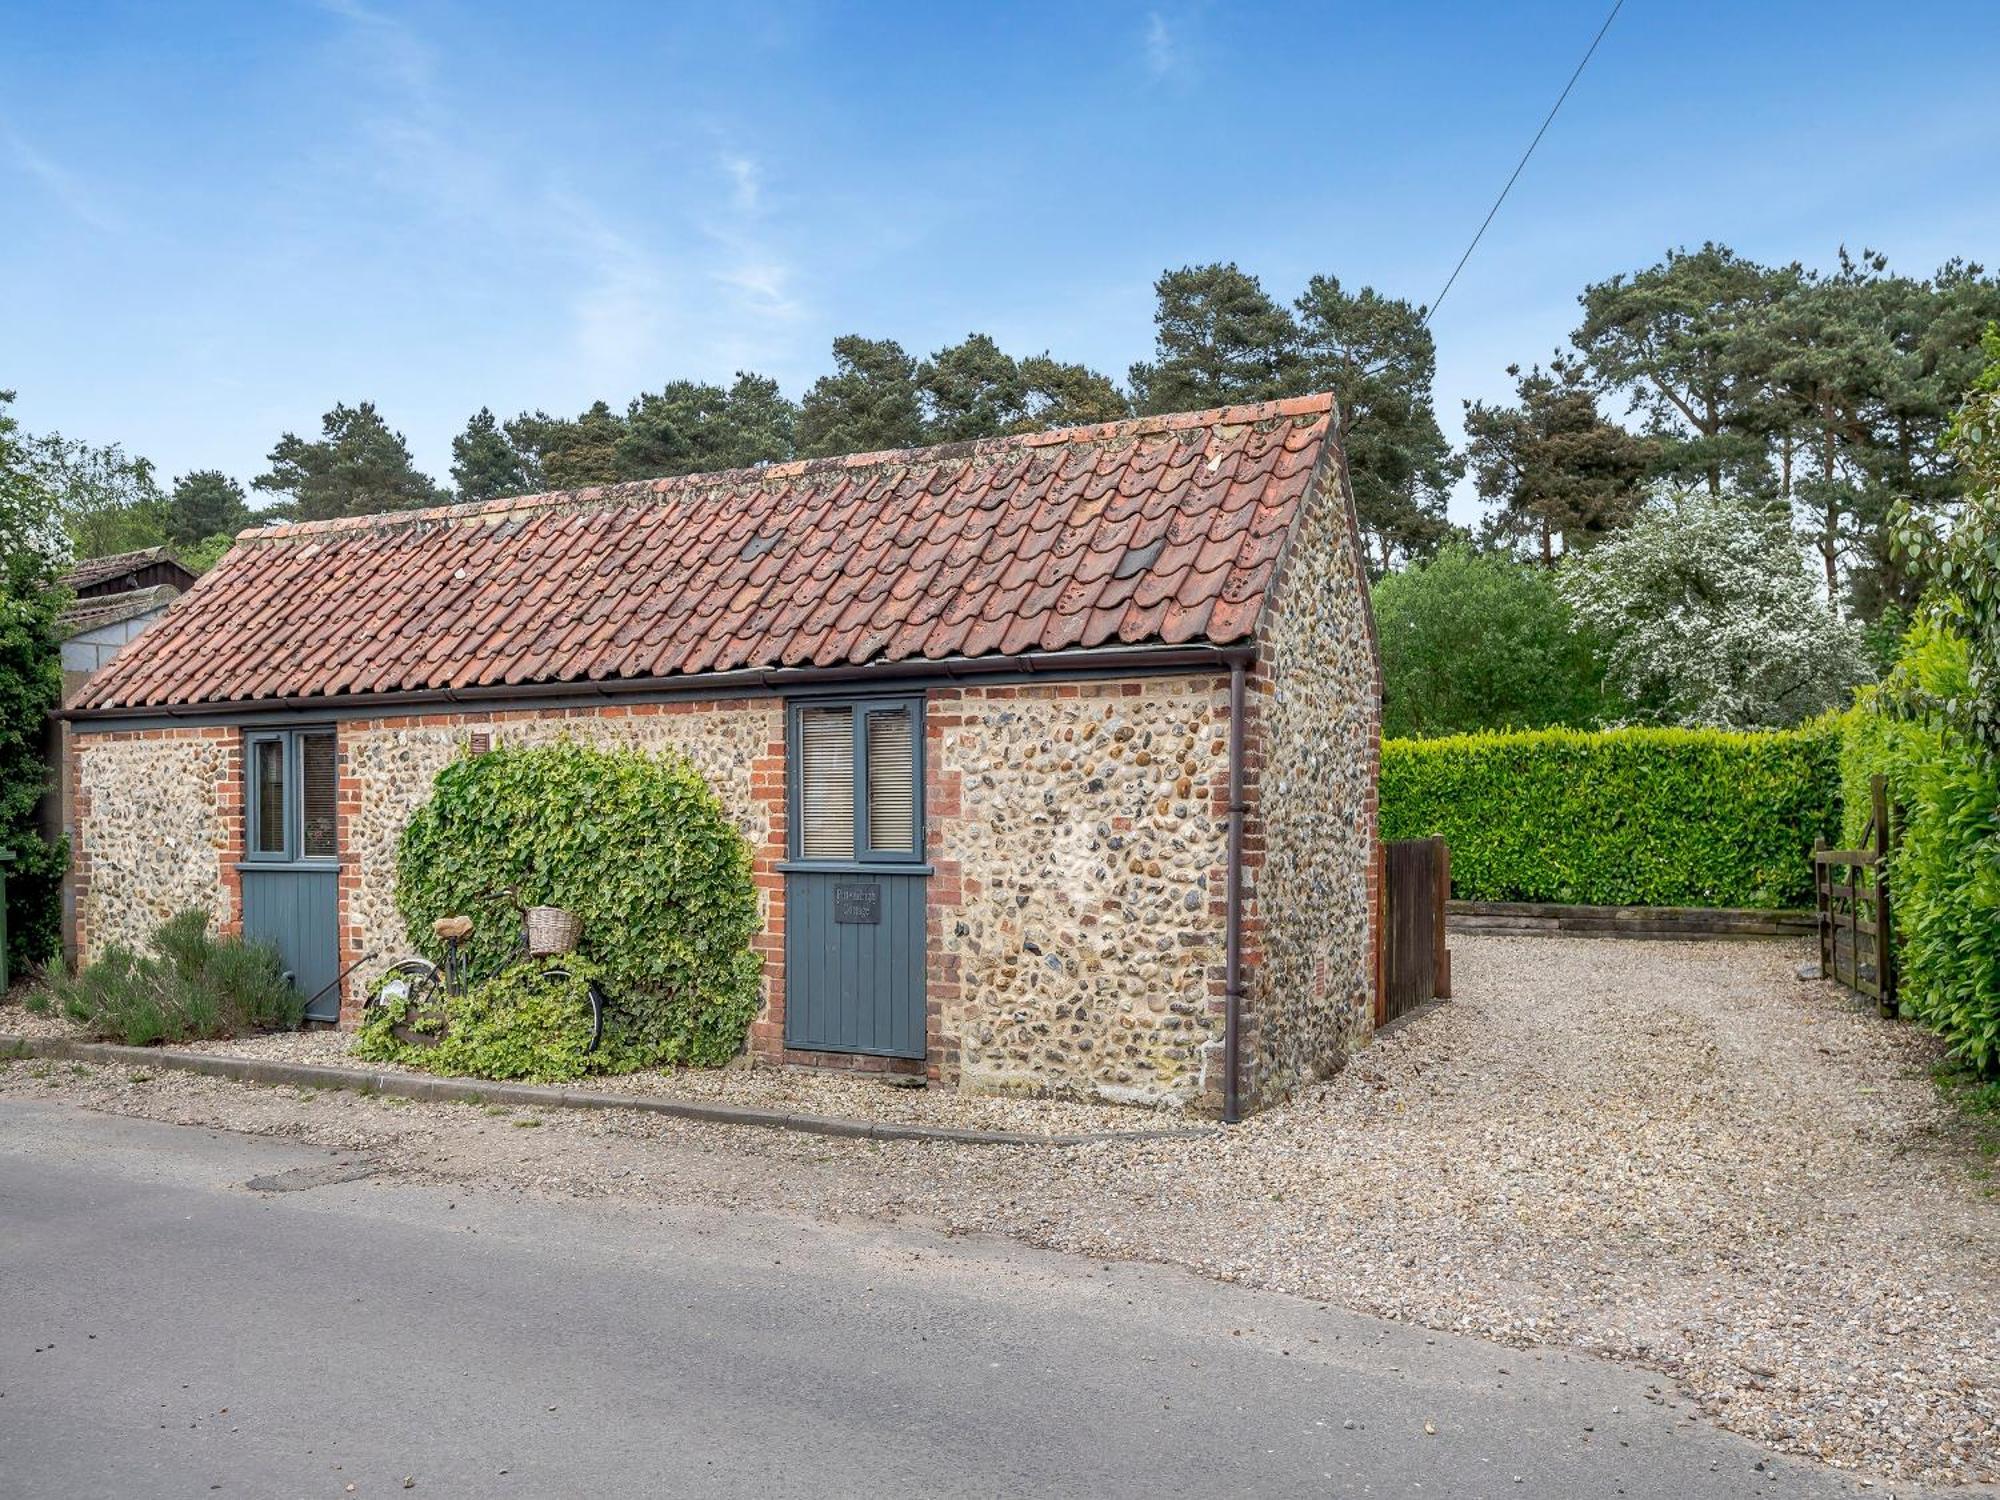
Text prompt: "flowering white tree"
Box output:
[[1559, 487, 1870, 729]]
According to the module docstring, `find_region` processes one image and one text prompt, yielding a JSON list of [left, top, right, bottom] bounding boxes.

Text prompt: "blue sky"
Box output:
[[4, 1, 1998, 524]]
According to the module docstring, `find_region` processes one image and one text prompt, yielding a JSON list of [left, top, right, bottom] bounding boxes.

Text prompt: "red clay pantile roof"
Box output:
[[72, 395, 1339, 712]]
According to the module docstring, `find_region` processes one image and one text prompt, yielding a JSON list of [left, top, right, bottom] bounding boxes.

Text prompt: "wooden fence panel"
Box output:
[[1383, 837, 1450, 1025]]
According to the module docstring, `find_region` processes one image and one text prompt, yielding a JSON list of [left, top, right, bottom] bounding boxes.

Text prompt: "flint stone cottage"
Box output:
[[63, 395, 1382, 1115]]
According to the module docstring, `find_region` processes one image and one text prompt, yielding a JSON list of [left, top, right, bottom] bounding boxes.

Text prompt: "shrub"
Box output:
[[1, 392, 70, 981], [50, 909, 303, 1045], [1372, 542, 1619, 738], [392, 741, 761, 1071], [1840, 625, 2000, 1074], [4, 833, 67, 981], [354, 956, 628, 1084], [0, 577, 66, 980], [1382, 724, 1842, 908]]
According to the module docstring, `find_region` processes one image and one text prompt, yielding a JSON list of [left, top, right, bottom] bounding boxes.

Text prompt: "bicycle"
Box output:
[[365, 901, 608, 1054]]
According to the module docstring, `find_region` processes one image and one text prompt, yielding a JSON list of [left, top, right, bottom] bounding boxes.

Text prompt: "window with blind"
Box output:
[[252, 737, 287, 855], [244, 728, 339, 861], [866, 708, 915, 853], [300, 731, 337, 858], [791, 699, 922, 863], [798, 707, 856, 860]]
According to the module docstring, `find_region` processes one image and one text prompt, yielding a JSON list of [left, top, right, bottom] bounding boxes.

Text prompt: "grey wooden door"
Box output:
[[783, 700, 927, 1058], [238, 728, 342, 1022]]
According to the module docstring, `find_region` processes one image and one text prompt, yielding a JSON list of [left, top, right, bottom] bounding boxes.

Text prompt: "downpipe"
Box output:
[[1223, 659, 1247, 1126]]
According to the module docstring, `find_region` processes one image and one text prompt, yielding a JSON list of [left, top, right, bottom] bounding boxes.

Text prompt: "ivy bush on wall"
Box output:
[[355, 955, 620, 1084], [393, 741, 761, 1069], [1382, 725, 1842, 909]]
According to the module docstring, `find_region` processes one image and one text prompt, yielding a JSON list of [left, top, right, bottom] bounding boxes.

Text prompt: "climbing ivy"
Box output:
[[353, 954, 636, 1083], [393, 741, 762, 1069]]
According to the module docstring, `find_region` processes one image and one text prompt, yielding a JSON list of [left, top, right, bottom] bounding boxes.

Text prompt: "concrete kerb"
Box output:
[[0, 1034, 1217, 1148]]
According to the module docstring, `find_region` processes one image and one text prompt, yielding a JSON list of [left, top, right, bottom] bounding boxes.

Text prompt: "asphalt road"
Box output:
[[0, 1097, 1891, 1499]]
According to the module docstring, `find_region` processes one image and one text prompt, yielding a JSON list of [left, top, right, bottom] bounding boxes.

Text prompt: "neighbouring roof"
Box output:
[[72, 394, 1342, 713], [62, 547, 196, 597], [58, 584, 183, 638]]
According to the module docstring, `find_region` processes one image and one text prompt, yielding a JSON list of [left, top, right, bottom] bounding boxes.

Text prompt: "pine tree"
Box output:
[[1128, 263, 1301, 414], [1018, 356, 1130, 430], [917, 334, 1032, 442], [501, 402, 625, 491], [1464, 359, 1655, 564], [162, 469, 251, 548], [1573, 243, 1798, 496], [254, 403, 442, 522], [1295, 275, 1461, 570], [618, 373, 797, 479], [796, 336, 925, 458], [451, 408, 531, 502]]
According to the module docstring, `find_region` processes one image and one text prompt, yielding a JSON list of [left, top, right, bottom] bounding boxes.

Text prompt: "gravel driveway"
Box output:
[[5, 935, 1994, 1487]]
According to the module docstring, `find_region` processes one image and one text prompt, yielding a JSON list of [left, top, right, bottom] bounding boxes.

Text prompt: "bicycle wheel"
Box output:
[[371, 958, 450, 1047], [536, 964, 605, 1055]]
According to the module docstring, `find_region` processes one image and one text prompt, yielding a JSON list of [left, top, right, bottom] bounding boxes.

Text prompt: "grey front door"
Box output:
[[238, 728, 341, 1022], [783, 698, 928, 1058]]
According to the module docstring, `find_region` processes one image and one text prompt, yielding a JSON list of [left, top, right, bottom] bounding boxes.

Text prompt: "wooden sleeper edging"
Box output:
[[1446, 901, 1814, 940]]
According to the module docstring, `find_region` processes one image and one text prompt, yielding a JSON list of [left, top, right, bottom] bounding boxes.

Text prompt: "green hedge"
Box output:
[[1839, 626, 2000, 1074], [1381, 725, 1842, 909]]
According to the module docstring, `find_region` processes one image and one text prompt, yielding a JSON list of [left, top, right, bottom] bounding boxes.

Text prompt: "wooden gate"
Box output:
[[1813, 775, 1896, 1016], [1380, 837, 1451, 1026]]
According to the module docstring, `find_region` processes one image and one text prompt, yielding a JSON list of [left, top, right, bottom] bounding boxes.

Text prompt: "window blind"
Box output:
[[253, 739, 286, 854], [799, 707, 855, 860], [866, 709, 915, 854], [300, 732, 337, 857]]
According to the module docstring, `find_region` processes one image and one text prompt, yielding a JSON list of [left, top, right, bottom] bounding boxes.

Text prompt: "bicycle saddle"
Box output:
[[432, 915, 474, 942]]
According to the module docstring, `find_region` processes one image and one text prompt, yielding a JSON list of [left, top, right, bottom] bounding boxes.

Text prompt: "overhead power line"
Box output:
[[1420, 0, 1627, 330]]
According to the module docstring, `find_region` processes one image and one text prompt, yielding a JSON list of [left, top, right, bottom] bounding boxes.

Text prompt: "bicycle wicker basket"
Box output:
[[524, 905, 582, 957]]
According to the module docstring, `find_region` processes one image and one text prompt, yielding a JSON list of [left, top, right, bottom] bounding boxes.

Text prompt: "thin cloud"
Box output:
[[313, 0, 431, 95], [549, 194, 671, 392], [1144, 12, 1176, 79], [2, 125, 120, 233], [1142, 6, 1206, 83], [699, 148, 806, 329], [314, 0, 500, 220], [714, 258, 797, 312], [720, 152, 762, 214], [310, 5, 811, 390], [314, 0, 686, 389]]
